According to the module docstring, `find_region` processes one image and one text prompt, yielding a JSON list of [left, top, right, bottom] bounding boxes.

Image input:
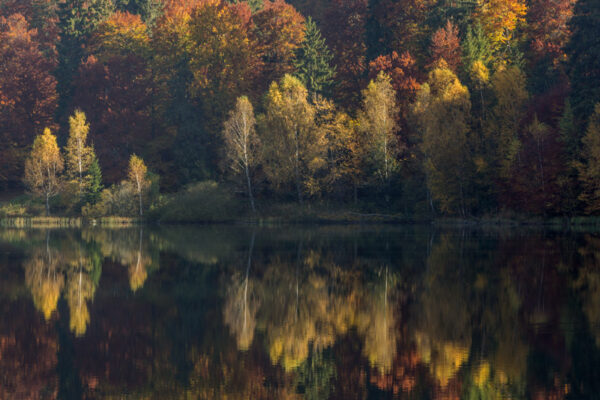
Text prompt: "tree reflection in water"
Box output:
[[0, 226, 598, 398]]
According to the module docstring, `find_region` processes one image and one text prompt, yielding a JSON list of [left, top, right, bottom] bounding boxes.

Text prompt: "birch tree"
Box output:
[[24, 128, 64, 215], [359, 71, 399, 187], [412, 61, 473, 216], [223, 96, 259, 212], [260, 74, 325, 204], [127, 154, 149, 217], [65, 110, 95, 197]]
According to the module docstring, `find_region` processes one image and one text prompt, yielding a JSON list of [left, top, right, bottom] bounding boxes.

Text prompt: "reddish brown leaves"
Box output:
[[428, 21, 461, 72], [0, 13, 57, 186]]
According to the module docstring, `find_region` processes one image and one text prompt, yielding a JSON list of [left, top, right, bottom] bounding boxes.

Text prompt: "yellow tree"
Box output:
[[474, 0, 527, 50], [470, 60, 490, 118], [127, 154, 150, 217], [577, 104, 600, 212], [260, 74, 326, 203], [359, 71, 400, 187], [223, 96, 259, 212], [24, 128, 64, 215], [65, 110, 95, 197], [314, 98, 363, 203], [412, 60, 473, 215]]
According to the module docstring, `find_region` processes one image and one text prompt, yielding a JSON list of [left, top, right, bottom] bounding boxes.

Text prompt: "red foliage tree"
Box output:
[[322, 0, 368, 108], [251, 0, 305, 94], [0, 13, 57, 188], [0, 1, 59, 61], [527, 0, 575, 65], [428, 20, 461, 72], [368, 51, 421, 111], [368, 51, 420, 147]]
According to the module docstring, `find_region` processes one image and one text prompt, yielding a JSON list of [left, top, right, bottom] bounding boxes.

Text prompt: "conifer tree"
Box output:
[[462, 24, 493, 71], [294, 17, 335, 98], [86, 155, 103, 206]]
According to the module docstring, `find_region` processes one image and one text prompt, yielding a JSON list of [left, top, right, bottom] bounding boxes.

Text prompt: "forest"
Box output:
[[0, 0, 599, 219]]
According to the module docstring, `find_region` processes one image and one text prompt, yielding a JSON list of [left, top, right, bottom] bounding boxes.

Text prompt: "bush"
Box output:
[[155, 181, 243, 223], [0, 202, 27, 218], [82, 182, 138, 217], [55, 180, 80, 213]]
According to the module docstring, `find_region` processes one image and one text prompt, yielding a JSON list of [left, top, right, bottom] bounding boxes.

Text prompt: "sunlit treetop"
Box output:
[[91, 11, 150, 61], [474, 0, 526, 48]]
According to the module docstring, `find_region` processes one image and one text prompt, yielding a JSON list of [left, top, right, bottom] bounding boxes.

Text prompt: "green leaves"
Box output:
[[293, 17, 335, 98]]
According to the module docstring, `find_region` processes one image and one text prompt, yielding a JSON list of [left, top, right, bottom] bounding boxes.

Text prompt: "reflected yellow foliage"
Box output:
[[414, 331, 469, 387], [128, 252, 151, 292], [233, 251, 402, 373], [25, 247, 63, 321], [356, 268, 398, 372], [66, 268, 95, 336], [223, 271, 259, 351]]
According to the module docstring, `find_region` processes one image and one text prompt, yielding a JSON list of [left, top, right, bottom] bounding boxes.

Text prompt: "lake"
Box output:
[[0, 225, 599, 399]]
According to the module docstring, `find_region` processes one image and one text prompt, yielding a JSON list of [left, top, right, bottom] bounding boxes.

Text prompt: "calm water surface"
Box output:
[[1, 225, 599, 399]]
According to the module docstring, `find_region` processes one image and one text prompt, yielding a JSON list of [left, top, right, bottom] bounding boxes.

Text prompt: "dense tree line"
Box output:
[[1, 0, 599, 216]]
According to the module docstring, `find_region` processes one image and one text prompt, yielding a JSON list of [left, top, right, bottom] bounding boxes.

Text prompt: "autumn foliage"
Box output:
[[0, 0, 598, 217], [0, 14, 57, 188]]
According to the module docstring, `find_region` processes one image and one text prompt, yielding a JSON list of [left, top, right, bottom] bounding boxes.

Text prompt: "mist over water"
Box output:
[[0, 225, 599, 399]]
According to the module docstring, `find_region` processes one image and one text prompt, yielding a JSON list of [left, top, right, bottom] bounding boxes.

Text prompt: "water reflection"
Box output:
[[0, 227, 599, 398]]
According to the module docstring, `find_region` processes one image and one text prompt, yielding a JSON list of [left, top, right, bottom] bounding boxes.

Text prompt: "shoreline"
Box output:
[[3, 214, 600, 229]]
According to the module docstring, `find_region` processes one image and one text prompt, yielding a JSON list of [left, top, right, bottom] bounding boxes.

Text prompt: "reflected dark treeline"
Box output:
[[0, 226, 600, 399]]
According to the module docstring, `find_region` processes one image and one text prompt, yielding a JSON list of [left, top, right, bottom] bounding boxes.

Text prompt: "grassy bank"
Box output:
[[5, 211, 600, 229], [5, 182, 600, 227], [0, 216, 141, 228]]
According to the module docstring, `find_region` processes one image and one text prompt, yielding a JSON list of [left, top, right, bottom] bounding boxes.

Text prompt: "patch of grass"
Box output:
[[0, 217, 81, 228]]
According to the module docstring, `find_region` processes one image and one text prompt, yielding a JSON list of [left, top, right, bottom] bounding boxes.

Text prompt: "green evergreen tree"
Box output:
[[566, 0, 600, 126], [86, 154, 103, 206], [462, 24, 493, 71], [294, 17, 335, 98]]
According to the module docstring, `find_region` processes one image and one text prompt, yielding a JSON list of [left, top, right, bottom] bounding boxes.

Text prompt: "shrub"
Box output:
[[156, 181, 243, 223]]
